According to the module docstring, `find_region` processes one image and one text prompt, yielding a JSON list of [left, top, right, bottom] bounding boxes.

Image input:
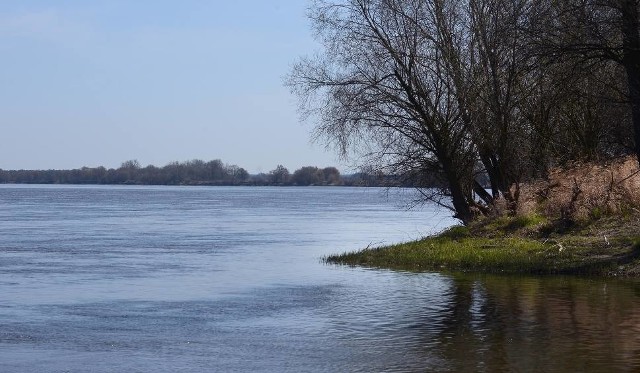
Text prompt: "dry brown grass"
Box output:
[[517, 156, 640, 222]]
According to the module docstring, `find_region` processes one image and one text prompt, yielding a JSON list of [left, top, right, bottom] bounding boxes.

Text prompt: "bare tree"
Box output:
[[440, 0, 537, 210], [289, 0, 485, 223], [288, 0, 550, 222], [530, 0, 640, 164]]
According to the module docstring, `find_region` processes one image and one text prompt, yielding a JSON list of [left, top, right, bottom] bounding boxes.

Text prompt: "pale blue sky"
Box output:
[[0, 1, 339, 173]]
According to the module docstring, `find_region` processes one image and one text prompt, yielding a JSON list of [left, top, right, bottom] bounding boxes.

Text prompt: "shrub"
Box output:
[[518, 156, 640, 223]]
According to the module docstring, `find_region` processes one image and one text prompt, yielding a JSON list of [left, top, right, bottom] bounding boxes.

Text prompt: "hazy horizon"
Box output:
[[0, 1, 342, 174]]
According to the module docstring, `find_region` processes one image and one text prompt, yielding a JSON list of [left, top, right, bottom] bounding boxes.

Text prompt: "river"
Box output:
[[1, 185, 639, 372]]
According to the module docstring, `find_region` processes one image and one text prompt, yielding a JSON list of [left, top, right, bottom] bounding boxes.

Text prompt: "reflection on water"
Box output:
[[317, 272, 640, 373], [427, 275, 640, 372], [0, 186, 639, 372]]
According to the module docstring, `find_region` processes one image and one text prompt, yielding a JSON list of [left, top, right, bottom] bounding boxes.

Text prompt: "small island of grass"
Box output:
[[327, 157, 640, 277]]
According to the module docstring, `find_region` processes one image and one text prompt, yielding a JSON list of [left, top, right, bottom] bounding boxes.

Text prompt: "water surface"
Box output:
[[1, 185, 639, 372]]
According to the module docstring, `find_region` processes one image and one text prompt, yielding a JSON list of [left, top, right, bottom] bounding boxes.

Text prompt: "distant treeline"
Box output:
[[0, 159, 423, 187]]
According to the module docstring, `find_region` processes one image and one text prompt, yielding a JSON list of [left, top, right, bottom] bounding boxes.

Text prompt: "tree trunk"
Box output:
[[436, 149, 474, 224], [473, 179, 494, 206], [621, 0, 640, 165], [450, 181, 474, 225]]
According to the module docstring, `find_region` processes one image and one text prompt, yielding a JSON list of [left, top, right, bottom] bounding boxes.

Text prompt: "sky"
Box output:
[[0, 0, 342, 173]]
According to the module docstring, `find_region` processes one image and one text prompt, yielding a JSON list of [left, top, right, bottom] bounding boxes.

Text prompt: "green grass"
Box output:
[[510, 213, 548, 229], [325, 214, 640, 276], [326, 236, 566, 274], [473, 213, 549, 237]]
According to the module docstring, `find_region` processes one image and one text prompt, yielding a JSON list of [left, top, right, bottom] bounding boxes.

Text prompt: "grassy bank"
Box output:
[[326, 212, 640, 277], [327, 157, 640, 277], [328, 157, 640, 277]]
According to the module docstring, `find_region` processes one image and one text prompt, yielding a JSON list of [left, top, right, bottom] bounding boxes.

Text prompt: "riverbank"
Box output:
[[326, 212, 640, 276], [328, 157, 640, 277]]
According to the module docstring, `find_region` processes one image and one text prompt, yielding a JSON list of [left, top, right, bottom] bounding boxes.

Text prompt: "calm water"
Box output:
[[1, 185, 639, 372]]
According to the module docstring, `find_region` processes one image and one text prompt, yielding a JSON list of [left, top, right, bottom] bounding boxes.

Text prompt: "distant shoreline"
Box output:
[[0, 159, 432, 188], [0, 182, 388, 187]]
